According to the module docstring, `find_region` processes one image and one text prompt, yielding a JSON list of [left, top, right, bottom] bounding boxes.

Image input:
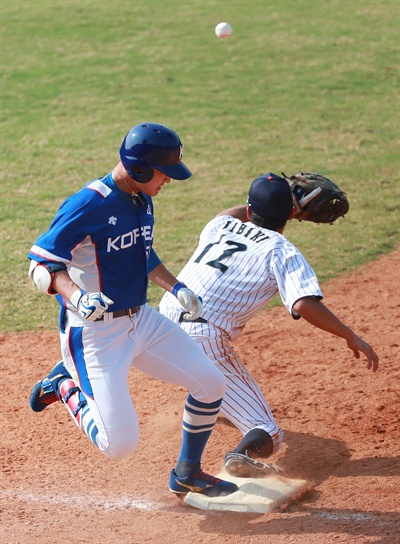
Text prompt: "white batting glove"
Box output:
[[70, 290, 114, 321], [172, 282, 203, 321]]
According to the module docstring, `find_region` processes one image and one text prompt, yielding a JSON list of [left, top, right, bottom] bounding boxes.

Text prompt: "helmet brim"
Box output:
[[156, 161, 192, 180]]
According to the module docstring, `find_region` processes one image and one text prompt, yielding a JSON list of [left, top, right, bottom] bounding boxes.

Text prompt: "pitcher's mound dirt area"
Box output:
[[1, 250, 399, 544]]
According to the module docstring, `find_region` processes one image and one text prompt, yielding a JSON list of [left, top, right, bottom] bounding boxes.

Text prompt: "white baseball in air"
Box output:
[[215, 22, 232, 39]]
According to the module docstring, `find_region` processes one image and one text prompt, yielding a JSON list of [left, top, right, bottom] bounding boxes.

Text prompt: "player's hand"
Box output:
[[346, 335, 379, 372], [172, 282, 203, 321], [70, 290, 114, 321]]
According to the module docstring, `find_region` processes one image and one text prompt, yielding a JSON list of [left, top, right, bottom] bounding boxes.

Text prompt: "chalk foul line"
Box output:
[[0, 489, 161, 511]]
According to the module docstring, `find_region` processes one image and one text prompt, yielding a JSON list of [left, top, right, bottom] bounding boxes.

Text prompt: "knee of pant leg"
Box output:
[[98, 434, 140, 460], [199, 366, 226, 403]]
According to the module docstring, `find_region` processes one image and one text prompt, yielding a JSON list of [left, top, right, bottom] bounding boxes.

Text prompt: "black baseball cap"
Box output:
[[247, 173, 294, 221]]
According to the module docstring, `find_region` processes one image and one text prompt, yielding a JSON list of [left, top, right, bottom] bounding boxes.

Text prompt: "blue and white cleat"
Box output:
[[169, 465, 238, 497], [29, 361, 72, 412]]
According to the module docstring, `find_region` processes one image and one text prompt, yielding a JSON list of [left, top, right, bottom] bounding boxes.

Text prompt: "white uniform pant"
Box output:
[[60, 304, 226, 459], [159, 309, 283, 455]]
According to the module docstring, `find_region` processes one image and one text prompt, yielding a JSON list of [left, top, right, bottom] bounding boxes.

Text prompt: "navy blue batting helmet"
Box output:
[[119, 122, 192, 183]]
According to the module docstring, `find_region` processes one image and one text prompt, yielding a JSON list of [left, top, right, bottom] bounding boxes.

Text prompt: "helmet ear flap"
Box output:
[[120, 152, 154, 183], [128, 164, 154, 183]]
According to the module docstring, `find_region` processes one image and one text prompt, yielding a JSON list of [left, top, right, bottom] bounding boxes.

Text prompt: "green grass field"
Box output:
[[1, 0, 399, 331]]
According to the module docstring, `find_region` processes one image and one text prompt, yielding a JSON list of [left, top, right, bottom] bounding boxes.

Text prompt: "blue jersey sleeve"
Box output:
[[147, 248, 162, 273], [28, 186, 108, 263]]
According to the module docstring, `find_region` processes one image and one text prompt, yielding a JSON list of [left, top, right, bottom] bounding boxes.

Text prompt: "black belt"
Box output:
[[179, 312, 208, 324], [95, 306, 141, 322]]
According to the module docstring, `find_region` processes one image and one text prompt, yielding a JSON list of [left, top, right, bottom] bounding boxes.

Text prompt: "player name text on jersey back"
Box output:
[[222, 219, 270, 242]]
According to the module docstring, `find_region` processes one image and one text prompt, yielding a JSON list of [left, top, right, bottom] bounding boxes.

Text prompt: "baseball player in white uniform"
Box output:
[[28, 122, 238, 498], [158, 172, 379, 477]]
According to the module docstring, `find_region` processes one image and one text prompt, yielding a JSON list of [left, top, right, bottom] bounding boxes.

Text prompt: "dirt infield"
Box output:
[[1, 250, 399, 544]]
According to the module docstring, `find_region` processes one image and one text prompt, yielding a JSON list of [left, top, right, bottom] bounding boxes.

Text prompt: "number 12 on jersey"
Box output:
[[194, 235, 247, 273]]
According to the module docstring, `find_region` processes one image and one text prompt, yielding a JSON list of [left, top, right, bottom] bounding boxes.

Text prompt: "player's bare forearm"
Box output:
[[293, 297, 379, 371], [52, 270, 82, 301], [293, 297, 353, 339], [216, 205, 249, 222], [148, 263, 179, 293]]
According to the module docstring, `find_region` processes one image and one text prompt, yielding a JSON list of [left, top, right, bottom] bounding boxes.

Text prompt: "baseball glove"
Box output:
[[282, 171, 349, 224]]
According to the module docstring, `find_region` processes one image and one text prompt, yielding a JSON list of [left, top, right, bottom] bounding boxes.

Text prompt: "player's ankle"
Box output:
[[174, 460, 200, 478]]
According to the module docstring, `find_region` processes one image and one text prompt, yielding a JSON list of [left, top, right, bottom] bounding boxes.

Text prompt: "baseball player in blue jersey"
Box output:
[[28, 122, 238, 498], [158, 172, 379, 478]]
